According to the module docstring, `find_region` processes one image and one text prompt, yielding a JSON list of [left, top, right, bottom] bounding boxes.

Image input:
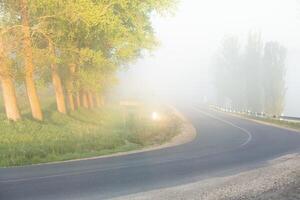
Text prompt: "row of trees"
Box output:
[[213, 33, 287, 115], [0, 0, 174, 121]]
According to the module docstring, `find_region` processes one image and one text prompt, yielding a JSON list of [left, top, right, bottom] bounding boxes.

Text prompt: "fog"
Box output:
[[118, 0, 300, 117]]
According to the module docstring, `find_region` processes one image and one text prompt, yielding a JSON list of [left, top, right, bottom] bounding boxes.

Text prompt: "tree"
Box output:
[[213, 35, 244, 109], [20, 0, 43, 120], [0, 0, 175, 121], [50, 46, 67, 114], [213, 33, 287, 115], [244, 32, 263, 112], [262, 42, 286, 115]]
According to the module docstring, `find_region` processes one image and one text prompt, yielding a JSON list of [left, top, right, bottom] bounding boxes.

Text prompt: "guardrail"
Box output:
[[210, 105, 300, 123], [280, 116, 300, 122]]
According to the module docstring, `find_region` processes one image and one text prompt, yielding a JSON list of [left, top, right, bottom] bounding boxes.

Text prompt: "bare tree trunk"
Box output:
[[66, 64, 76, 111], [0, 36, 21, 121], [95, 93, 104, 108], [51, 64, 67, 114], [75, 92, 81, 108], [101, 95, 105, 106], [95, 94, 100, 108], [67, 93, 75, 111], [0, 37, 21, 121], [0, 78, 21, 121], [87, 91, 94, 108], [66, 89, 75, 111], [50, 48, 66, 114], [20, 0, 43, 120], [81, 91, 89, 109]]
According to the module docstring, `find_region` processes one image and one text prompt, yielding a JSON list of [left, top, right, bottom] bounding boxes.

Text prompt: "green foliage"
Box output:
[[0, 0, 175, 102], [0, 1, 179, 165]]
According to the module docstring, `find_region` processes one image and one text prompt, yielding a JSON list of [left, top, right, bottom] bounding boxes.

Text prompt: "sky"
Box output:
[[118, 0, 300, 117]]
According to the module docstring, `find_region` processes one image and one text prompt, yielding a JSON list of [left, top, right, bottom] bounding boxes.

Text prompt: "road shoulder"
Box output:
[[112, 153, 300, 200], [214, 109, 300, 133]]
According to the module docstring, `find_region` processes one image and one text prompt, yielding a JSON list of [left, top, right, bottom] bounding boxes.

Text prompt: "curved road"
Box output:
[[1, 104, 300, 200]]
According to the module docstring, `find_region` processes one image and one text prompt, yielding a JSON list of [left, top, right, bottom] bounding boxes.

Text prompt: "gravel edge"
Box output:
[[112, 153, 300, 200]]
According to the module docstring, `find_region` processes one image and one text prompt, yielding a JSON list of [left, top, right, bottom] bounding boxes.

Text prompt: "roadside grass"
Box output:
[[0, 103, 182, 167]]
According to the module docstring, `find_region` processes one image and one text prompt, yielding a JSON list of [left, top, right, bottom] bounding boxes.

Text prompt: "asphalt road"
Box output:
[[1, 104, 300, 200]]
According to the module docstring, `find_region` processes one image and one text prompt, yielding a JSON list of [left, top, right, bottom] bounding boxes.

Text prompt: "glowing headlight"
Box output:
[[152, 112, 159, 121]]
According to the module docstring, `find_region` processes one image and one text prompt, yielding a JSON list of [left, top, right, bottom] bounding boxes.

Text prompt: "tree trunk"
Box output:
[[66, 64, 76, 111], [0, 78, 22, 121], [20, 0, 43, 120], [87, 91, 94, 108], [66, 88, 75, 111], [75, 92, 81, 108], [95, 93, 103, 108], [81, 91, 89, 109], [51, 64, 67, 114], [50, 48, 67, 114], [0, 37, 21, 121], [0, 79, 21, 121], [101, 95, 105, 106]]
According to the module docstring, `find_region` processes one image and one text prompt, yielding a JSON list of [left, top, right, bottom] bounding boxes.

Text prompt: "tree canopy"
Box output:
[[0, 0, 175, 121]]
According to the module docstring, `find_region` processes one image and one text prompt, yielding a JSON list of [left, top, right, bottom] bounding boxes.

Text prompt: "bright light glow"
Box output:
[[152, 112, 159, 121]]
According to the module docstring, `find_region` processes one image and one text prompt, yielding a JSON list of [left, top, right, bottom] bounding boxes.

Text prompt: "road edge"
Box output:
[[213, 109, 300, 133], [111, 153, 300, 200]]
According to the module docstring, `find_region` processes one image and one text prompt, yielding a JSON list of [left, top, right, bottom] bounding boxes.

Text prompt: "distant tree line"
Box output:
[[213, 32, 286, 116], [0, 0, 174, 121]]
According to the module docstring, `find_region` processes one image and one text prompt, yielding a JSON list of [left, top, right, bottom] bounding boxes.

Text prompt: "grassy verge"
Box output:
[[0, 104, 181, 167]]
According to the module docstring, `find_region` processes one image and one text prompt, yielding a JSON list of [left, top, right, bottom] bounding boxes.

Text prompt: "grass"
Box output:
[[0, 103, 182, 167]]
